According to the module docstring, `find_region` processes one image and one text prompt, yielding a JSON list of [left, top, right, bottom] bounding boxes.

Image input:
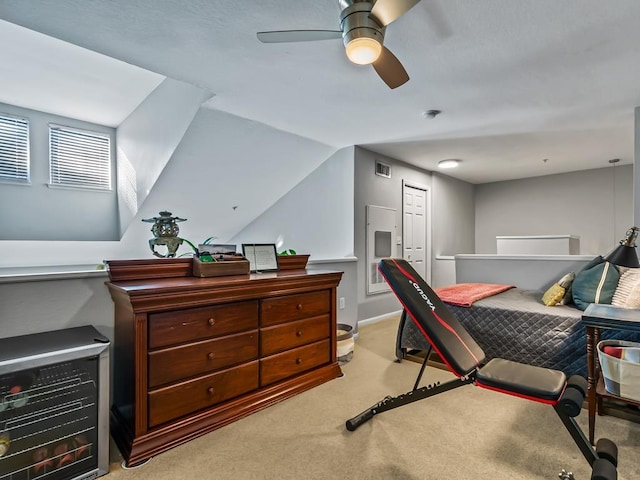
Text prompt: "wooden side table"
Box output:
[[582, 303, 640, 445]]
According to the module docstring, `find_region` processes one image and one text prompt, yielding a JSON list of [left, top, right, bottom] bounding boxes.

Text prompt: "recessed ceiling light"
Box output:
[[438, 159, 461, 169]]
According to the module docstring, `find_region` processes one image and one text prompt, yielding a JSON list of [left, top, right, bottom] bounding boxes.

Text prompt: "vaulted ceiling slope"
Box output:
[[1, 0, 640, 184]]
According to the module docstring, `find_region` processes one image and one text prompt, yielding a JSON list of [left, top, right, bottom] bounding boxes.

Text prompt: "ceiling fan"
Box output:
[[257, 0, 422, 89]]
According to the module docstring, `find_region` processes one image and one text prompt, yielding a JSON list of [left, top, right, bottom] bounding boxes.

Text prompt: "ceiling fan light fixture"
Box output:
[[438, 159, 461, 169], [345, 36, 382, 65], [258, 0, 415, 88]]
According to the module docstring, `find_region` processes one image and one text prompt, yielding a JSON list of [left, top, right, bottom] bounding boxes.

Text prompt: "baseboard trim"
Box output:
[[358, 310, 402, 328]]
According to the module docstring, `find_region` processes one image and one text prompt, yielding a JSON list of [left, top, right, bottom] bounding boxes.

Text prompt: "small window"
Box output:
[[49, 124, 111, 190], [0, 113, 30, 184]]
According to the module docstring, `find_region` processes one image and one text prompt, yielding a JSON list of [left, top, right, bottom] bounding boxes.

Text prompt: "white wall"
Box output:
[[475, 165, 633, 255], [116, 78, 212, 237], [0, 108, 337, 268], [230, 147, 354, 258], [141, 108, 338, 251], [0, 102, 118, 241]]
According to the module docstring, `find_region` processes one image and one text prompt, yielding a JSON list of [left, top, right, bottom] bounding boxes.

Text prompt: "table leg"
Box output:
[[586, 326, 597, 445], [594, 328, 603, 415]]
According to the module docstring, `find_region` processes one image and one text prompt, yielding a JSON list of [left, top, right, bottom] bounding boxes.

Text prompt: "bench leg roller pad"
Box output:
[[567, 374, 588, 397], [590, 458, 617, 480], [595, 438, 618, 468], [558, 386, 585, 417]]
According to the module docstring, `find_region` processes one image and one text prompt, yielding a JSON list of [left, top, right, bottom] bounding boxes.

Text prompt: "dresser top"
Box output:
[[108, 268, 341, 290]]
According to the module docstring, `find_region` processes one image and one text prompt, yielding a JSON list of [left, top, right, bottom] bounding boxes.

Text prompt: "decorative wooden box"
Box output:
[[192, 256, 250, 277], [277, 254, 310, 270]]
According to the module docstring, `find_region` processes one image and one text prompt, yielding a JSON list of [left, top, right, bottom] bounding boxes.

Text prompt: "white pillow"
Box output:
[[611, 268, 640, 307]]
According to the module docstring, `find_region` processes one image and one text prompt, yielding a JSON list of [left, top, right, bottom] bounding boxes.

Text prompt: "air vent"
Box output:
[[375, 161, 391, 178]]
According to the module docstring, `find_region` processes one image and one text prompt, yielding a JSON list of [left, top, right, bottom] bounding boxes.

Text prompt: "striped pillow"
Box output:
[[612, 268, 640, 307], [572, 260, 620, 310]]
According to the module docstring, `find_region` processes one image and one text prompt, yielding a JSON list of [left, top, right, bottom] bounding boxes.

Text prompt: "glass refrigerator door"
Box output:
[[0, 356, 99, 480]]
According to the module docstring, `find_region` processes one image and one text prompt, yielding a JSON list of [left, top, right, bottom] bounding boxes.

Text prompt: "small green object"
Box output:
[[199, 253, 214, 262], [279, 249, 297, 256]]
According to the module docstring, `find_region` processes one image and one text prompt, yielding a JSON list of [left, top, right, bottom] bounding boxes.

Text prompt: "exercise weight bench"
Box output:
[[346, 259, 619, 480]]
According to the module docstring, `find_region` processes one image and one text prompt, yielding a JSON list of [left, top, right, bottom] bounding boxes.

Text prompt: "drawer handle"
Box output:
[[208, 318, 216, 326], [207, 387, 215, 395], [296, 304, 303, 310], [207, 352, 215, 360], [296, 358, 303, 365], [296, 330, 303, 337]]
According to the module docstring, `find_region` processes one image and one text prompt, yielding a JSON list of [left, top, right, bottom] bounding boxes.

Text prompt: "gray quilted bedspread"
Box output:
[[399, 288, 640, 376]]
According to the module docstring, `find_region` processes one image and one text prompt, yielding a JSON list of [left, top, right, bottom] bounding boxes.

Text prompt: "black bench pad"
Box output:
[[476, 358, 566, 402]]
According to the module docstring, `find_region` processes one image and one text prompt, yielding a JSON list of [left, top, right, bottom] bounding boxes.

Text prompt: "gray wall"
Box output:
[[0, 102, 118, 241], [354, 147, 434, 321], [636, 107, 640, 228], [0, 260, 357, 348], [0, 274, 113, 340], [431, 173, 475, 287], [475, 165, 633, 255], [307, 259, 358, 331], [455, 254, 594, 291]]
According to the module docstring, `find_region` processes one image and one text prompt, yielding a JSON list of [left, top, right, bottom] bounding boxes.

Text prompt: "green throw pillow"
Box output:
[[572, 258, 620, 311]]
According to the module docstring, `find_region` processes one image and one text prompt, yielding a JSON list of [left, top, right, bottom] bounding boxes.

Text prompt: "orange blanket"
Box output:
[[434, 283, 514, 307]]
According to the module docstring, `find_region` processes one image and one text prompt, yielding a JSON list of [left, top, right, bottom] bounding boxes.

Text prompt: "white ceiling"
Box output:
[[1, 0, 640, 184], [0, 20, 164, 127]]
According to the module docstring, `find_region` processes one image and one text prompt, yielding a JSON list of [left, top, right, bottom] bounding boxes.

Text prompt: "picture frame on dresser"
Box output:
[[242, 243, 278, 272]]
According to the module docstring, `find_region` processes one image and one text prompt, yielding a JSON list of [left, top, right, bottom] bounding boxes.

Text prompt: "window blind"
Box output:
[[0, 114, 30, 183], [49, 125, 111, 190]]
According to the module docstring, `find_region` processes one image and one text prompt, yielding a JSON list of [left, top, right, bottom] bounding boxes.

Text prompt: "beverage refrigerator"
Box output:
[[0, 326, 110, 480]]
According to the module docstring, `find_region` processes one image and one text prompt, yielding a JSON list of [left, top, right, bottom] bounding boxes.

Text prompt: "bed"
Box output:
[[396, 287, 640, 377]]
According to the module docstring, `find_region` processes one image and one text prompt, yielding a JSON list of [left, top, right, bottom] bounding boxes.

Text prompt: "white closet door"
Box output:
[[403, 183, 428, 282]]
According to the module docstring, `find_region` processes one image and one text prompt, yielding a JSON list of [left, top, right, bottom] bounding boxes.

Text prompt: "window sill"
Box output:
[[46, 183, 112, 193], [0, 179, 31, 186]]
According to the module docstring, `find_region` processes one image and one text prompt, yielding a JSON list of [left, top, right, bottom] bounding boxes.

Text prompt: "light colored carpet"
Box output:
[[105, 317, 640, 480]]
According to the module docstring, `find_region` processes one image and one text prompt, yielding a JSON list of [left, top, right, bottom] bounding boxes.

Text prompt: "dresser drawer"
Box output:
[[260, 339, 330, 387], [148, 361, 259, 428], [260, 291, 330, 327], [149, 300, 258, 348], [148, 330, 259, 388], [261, 315, 330, 356]]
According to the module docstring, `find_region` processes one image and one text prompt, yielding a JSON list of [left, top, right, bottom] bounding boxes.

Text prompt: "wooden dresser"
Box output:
[[105, 259, 343, 466]]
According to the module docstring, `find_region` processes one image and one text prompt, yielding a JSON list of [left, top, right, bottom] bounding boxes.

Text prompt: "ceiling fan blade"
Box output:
[[257, 30, 342, 43], [372, 46, 409, 89], [370, 0, 422, 27]]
